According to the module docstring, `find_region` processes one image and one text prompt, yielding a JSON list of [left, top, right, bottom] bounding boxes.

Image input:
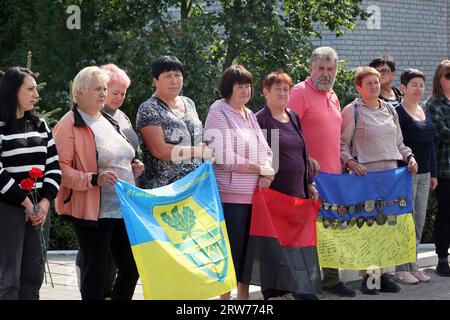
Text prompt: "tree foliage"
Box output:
[[1, 0, 367, 123]]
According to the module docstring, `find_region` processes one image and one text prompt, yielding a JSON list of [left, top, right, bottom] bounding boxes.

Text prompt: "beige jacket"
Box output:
[[340, 98, 412, 166]]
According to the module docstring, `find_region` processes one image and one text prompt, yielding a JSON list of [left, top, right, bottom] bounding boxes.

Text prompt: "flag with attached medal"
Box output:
[[314, 167, 416, 270]]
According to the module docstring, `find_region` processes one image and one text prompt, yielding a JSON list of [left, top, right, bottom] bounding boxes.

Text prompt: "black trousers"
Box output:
[[221, 203, 251, 283], [76, 249, 117, 298], [435, 179, 450, 258], [261, 288, 289, 300], [72, 218, 139, 300]]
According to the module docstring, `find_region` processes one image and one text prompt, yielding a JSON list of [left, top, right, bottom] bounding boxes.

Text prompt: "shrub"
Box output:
[[48, 205, 78, 250]]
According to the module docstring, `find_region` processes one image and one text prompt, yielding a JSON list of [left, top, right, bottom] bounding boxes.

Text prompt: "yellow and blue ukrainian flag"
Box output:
[[314, 167, 416, 270], [114, 161, 237, 299]]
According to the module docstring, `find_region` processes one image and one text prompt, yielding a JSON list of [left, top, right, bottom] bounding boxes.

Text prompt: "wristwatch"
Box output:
[[91, 173, 99, 187]]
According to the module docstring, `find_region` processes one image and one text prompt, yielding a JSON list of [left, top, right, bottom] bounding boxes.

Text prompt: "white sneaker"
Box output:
[[411, 270, 431, 283]]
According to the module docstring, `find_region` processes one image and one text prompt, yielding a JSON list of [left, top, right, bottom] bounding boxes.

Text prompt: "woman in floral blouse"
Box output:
[[136, 56, 213, 189]]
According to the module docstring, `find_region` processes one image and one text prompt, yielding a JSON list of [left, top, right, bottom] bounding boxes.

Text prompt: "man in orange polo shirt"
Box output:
[[287, 46, 355, 297]]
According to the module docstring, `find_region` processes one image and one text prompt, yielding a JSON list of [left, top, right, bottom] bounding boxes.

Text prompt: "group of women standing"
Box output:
[[1, 54, 449, 300]]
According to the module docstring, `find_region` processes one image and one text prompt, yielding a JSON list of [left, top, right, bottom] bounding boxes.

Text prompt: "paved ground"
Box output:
[[40, 252, 450, 300], [319, 267, 450, 300]]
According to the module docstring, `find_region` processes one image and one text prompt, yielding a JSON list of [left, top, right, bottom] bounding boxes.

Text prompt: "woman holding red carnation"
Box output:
[[0, 67, 61, 300]]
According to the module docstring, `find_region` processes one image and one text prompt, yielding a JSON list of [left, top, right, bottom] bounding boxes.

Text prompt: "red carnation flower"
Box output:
[[20, 178, 35, 191], [29, 167, 44, 179]]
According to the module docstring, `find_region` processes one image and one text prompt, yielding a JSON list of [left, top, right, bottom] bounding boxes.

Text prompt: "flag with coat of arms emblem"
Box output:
[[114, 161, 237, 299]]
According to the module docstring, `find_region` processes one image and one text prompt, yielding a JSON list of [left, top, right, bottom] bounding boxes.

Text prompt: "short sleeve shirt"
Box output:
[[136, 96, 203, 189], [287, 77, 342, 174]]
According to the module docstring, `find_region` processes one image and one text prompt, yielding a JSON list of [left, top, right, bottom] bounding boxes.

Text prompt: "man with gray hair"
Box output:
[[287, 46, 355, 297]]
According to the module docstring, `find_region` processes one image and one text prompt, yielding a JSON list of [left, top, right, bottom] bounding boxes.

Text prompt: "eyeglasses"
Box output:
[[377, 68, 392, 75], [444, 73, 450, 80]]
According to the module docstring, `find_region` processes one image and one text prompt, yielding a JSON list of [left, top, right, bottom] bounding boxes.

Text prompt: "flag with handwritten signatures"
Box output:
[[314, 167, 416, 270], [114, 161, 237, 299]]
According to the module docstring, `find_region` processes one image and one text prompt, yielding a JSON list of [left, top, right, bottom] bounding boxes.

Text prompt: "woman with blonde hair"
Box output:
[[100, 64, 139, 151], [74, 64, 143, 299], [53, 66, 143, 300]]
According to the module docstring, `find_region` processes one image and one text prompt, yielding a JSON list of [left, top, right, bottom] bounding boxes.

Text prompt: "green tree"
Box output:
[[1, 0, 367, 122], [143, 0, 368, 116]]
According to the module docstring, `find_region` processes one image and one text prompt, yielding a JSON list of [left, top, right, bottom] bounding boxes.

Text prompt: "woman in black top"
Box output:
[[394, 69, 436, 284], [0, 67, 61, 299]]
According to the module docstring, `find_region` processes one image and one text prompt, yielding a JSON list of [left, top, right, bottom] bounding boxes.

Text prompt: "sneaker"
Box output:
[[360, 275, 379, 295], [269, 293, 295, 300], [436, 262, 450, 277], [380, 274, 401, 293], [411, 270, 431, 283], [292, 293, 320, 300], [324, 282, 356, 297], [393, 271, 419, 285]]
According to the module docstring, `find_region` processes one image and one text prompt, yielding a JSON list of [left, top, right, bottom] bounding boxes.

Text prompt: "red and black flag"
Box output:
[[242, 189, 322, 295]]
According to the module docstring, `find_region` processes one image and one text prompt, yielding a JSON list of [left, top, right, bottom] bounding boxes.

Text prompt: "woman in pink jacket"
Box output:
[[53, 66, 144, 300]]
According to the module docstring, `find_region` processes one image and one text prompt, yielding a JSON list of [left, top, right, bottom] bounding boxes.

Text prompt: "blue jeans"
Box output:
[[396, 172, 431, 272]]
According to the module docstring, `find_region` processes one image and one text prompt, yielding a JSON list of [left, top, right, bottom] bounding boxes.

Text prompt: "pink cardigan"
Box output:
[[204, 99, 272, 204], [52, 109, 100, 225]]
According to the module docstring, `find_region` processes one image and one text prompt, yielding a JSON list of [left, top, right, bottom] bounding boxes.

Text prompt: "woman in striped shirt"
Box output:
[[0, 67, 61, 300], [204, 65, 273, 300]]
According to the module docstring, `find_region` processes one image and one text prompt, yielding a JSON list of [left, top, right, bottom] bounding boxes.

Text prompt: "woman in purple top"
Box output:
[[255, 71, 320, 300]]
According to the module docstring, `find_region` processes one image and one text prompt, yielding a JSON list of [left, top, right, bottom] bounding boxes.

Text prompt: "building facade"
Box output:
[[311, 0, 449, 94]]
